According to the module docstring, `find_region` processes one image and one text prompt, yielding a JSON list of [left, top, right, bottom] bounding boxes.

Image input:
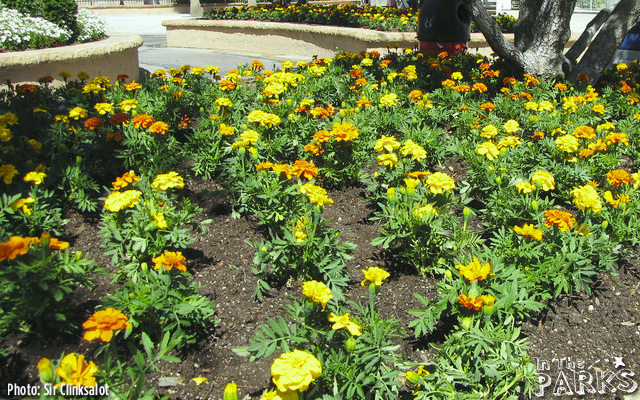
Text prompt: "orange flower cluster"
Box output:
[[0, 233, 69, 262], [544, 210, 576, 232], [152, 251, 187, 272], [458, 294, 495, 311], [255, 160, 319, 180], [304, 122, 359, 156], [607, 169, 631, 187], [83, 308, 132, 343], [112, 170, 140, 190]]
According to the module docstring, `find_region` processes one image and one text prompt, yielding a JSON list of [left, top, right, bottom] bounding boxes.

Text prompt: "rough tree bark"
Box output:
[[462, 0, 640, 80]]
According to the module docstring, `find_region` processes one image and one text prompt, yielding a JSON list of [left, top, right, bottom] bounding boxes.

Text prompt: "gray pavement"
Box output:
[[101, 10, 595, 74]]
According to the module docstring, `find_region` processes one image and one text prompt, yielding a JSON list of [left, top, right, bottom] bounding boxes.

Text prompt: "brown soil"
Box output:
[[2, 172, 640, 400]]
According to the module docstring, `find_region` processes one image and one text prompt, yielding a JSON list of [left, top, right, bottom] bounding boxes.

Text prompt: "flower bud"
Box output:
[[386, 187, 395, 201], [286, 99, 292, 105], [38, 358, 54, 384], [444, 270, 452, 280], [531, 200, 539, 211], [495, 176, 502, 185], [468, 285, 479, 299], [261, 246, 267, 252], [522, 354, 531, 364], [141, 262, 148, 271], [76, 156, 83, 164], [346, 337, 356, 351], [223, 382, 238, 400], [74, 250, 83, 261], [461, 317, 472, 330], [199, 106, 204, 113], [380, 81, 387, 88], [602, 220, 609, 229]]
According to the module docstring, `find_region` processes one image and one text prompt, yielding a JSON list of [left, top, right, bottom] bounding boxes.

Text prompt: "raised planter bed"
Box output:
[[0, 33, 143, 88], [163, 19, 581, 59]]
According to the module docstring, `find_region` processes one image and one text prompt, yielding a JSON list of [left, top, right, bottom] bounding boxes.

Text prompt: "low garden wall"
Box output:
[[164, 20, 581, 59], [0, 33, 143, 88]]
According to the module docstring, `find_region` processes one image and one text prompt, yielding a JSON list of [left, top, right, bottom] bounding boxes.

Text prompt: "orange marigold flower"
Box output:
[[255, 161, 274, 171], [219, 80, 236, 91], [605, 132, 629, 146], [349, 69, 362, 78], [82, 308, 132, 342], [403, 171, 430, 180], [524, 74, 539, 86], [441, 79, 456, 88], [106, 131, 124, 141], [513, 223, 543, 241], [453, 84, 471, 93], [532, 131, 545, 140], [84, 117, 103, 131], [0, 236, 36, 262], [313, 130, 332, 143], [572, 125, 596, 139], [554, 82, 568, 91], [579, 148, 595, 157], [458, 294, 483, 311], [112, 170, 140, 190], [621, 81, 632, 93], [109, 112, 129, 125], [124, 81, 142, 91], [148, 121, 169, 135], [607, 169, 631, 187], [472, 82, 488, 93], [544, 210, 576, 232], [290, 160, 319, 180], [152, 251, 187, 272], [479, 102, 496, 111], [408, 90, 423, 100], [132, 114, 154, 129], [576, 72, 590, 82], [355, 77, 367, 86], [304, 142, 324, 156]]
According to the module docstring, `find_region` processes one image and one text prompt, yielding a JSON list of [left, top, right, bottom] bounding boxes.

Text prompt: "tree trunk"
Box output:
[[569, 0, 640, 80]]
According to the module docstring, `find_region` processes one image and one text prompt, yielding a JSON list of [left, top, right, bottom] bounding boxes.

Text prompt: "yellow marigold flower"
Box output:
[[524, 101, 539, 111], [215, 97, 233, 110], [592, 104, 605, 114], [271, 350, 322, 393], [374, 135, 401, 152], [544, 210, 576, 232], [607, 169, 631, 187], [361, 266, 390, 287], [301, 280, 332, 310], [531, 170, 555, 191], [262, 390, 298, 400], [331, 122, 359, 142], [538, 101, 555, 111], [152, 251, 187, 272], [588, 139, 608, 152], [360, 57, 373, 67], [82, 308, 131, 343], [153, 212, 168, 229], [413, 204, 438, 219], [299, 183, 333, 206], [104, 190, 142, 212], [119, 99, 139, 112], [328, 313, 362, 336], [219, 123, 235, 136], [570, 184, 602, 213], [292, 216, 308, 243], [55, 354, 98, 388], [516, 181, 536, 194], [458, 294, 483, 311], [379, 93, 398, 107], [513, 223, 543, 241], [603, 191, 630, 209], [68, 107, 88, 120], [400, 139, 427, 161], [502, 119, 520, 134], [0, 164, 18, 184], [455, 257, 492, 283], [94, 102, 114, 115], [151, 171, 184, 191], [190, 67, 205, 75], [239, 130, 260, 145], [24, 171, 46, 185], [124, 81, 142, 91], [631, 172, 640, 189], [10, 197, 35, 215], [248, 110, 282, 127], [205, 65, 221, 74], [480, 125, 498, 139], [497, 135, 522, 149], [377, 153, 398, 168], [555, 135, 580, 152], [451, 71, 463, 80], [425, 172, 455, 194], [476, 141, 499, 160]]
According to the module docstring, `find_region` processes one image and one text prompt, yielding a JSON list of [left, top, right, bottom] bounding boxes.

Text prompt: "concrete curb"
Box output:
[[0, 33, 143, 87]]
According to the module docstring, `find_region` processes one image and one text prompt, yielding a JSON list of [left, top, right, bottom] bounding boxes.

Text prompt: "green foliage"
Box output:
[[0, 234, 98, 335]]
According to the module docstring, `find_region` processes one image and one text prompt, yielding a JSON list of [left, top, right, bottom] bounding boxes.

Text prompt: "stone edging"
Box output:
[[163, 19, 580, 59], [0, 33, 143, 87], [163, 19, 418, 59]]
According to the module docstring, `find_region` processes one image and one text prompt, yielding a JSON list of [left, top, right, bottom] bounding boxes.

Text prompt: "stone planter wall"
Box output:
[[164, 19, 418, 59], [163, 20, 580, 59], [0, 33, 143, 88]]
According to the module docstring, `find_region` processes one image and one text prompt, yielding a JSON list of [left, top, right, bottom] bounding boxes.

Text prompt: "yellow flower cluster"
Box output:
[[248, 110, 282, 127], [271, 349, 322, 394], [399, 139, 427, 161], [361, 266, 390, 287], [299, 183, 333, 206], [455, 257, 492, 283], [570, 184, 602, 213], [302, 280, 333, 310], [292, 216, 308, 243], [425, 172, 455, 194], [104, 190, 142, 212], [555, 134, 580, 153], [151, 171, 185, 192]]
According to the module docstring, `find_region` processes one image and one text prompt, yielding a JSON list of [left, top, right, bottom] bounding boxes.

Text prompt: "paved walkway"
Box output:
[[101, 11, 594, 74]]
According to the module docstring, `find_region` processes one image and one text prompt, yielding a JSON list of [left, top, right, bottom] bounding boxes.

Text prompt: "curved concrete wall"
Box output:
[[163, 19, 418, 59], [0, 33, 143, 87]]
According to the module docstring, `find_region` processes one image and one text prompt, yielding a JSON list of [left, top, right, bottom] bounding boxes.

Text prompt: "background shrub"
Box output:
[[1, 0, 79, 40]]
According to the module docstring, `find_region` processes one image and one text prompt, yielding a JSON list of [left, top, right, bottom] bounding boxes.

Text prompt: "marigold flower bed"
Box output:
[[1, 52, 640, 399]]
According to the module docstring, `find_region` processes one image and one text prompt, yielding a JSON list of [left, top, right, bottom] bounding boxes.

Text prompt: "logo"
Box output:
[[534, 356, 638, 397]]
